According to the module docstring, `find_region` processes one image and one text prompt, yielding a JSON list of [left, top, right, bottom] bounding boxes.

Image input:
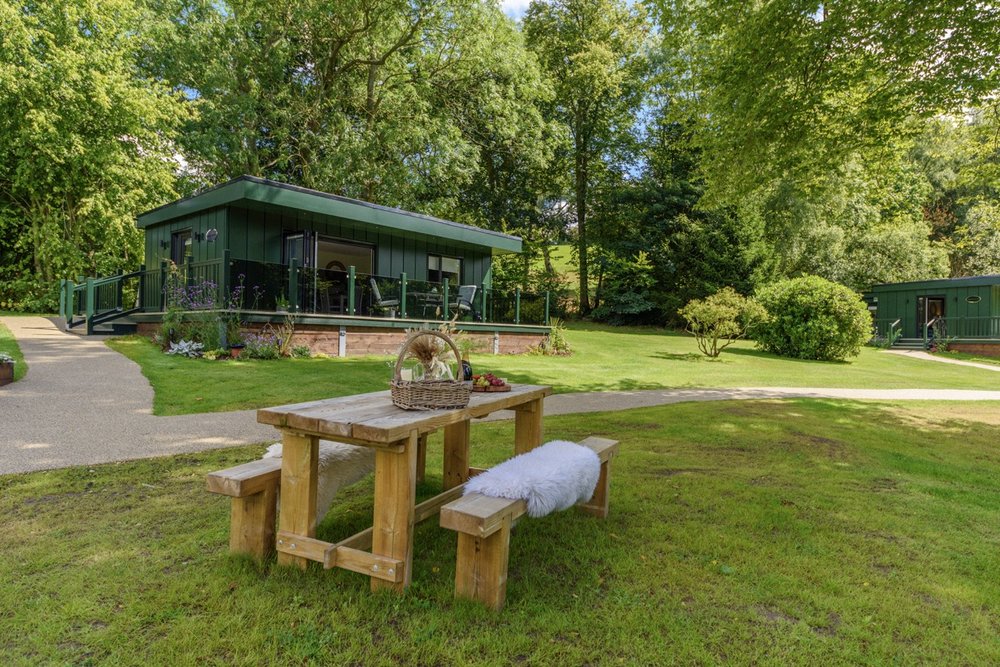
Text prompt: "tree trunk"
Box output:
[[576, 149, 590, 315]]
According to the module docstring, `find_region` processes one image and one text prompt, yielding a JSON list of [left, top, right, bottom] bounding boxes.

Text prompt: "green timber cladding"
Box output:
[[137, 176, 521, 285], [865, 275, 1000, 338]]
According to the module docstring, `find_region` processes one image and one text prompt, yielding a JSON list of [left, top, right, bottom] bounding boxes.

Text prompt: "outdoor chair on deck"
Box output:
[[450, 285, 479, 321], [370, 278, 399, 317]]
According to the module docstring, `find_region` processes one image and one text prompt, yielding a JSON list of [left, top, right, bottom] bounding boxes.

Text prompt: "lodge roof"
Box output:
[[137, 175, 522, 253]]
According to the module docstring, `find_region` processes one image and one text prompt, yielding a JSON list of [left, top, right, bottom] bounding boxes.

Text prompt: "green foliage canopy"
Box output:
[[0, 0, 186, 309]]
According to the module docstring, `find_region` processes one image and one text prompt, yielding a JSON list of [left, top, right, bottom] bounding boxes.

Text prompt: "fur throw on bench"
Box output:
[[263, 440, 375, 524], [464, 440, 601, 518]]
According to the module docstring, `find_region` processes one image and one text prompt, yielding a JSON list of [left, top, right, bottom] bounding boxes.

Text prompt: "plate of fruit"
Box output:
[[471, 373, 511, 392]]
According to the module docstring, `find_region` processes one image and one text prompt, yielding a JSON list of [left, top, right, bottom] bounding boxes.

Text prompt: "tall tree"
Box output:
[[0, 0, 187, 309], [652, 0, 1000, 206], [523, 0, 649, 314], [164, 0, 550, 219]]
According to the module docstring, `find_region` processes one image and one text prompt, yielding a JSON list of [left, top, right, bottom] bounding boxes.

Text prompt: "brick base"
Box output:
[[136, 322, 546, 357], [949, 342, 1000, 358]]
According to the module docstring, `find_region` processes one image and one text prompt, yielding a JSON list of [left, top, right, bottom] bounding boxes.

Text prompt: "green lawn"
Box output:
[[939, 350, 1000, 367], [2, 400, 998, 665], [108, 323, 1000, 416], [0, 321, 27, 382]]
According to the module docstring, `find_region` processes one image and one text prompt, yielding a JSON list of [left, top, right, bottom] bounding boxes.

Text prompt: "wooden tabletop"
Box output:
[[257, 384, 552, 444]]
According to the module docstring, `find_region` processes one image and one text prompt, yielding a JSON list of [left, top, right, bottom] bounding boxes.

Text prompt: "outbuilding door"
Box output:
[[916, 296, 945, 336]]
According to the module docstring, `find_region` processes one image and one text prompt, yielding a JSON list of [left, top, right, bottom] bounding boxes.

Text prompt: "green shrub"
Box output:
[[678, 287, 767, 357], [754, 275, 871, 361]]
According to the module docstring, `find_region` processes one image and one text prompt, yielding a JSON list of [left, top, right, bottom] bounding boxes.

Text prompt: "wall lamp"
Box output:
[[195, 228, 219, 243]]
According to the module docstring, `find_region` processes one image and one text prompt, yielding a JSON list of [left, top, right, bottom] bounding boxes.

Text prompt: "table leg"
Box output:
[[443, 419, 471, 490], [276, 432, 319, 570], [371, 430, 418, 592], [416, 434, 428, 486], [513, 397, 544, 455]]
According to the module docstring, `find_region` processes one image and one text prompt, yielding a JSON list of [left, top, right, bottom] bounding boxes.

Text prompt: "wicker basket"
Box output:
[[391, 331, 471, 410]]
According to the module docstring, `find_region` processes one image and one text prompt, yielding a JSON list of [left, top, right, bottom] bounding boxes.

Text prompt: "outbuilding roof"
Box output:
[[137, 175, 522, 253], [869, 275, 1000, 292]]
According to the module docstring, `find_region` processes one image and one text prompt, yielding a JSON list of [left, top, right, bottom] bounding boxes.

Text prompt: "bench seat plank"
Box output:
[[206, 458, 282, 497]]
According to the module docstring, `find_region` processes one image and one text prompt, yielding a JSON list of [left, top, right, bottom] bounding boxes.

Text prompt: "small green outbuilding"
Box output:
[[865, 275, 1000, 346]]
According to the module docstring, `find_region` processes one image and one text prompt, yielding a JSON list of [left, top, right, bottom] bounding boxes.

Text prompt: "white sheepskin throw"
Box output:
[[263, 440, 375, 524], [464, 440, 601, 518]]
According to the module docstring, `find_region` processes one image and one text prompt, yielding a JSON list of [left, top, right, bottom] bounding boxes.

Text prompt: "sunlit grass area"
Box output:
[[108, 323, 1000, 416], [2, 400, 998, 664]]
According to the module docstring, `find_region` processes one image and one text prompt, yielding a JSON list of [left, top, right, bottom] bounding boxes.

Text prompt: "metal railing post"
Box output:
[[115, 269, 124, 310], [85, 278, 96, 335], [545, 291, 551, 326], [138, 264, 146, 311], [400, 273, 408, 318], [288, 258, 299, 312], [514, 287, 521, 325], [221, 250, 231, 307], [481, 285, 487, 322], [59, 279, 67, 321], [186, 256, 194, 289], [159, 261, 168, 312], [348, 266, 356, 315], [442, 282, 450, 320]]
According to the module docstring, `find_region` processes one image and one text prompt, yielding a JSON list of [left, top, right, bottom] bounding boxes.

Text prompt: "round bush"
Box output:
[[754, 275, 871, 361]]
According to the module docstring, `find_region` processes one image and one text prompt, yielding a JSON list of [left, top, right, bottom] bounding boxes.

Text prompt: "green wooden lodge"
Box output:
[[60, 176, 550, 355], [865, 275, 1000, 354]]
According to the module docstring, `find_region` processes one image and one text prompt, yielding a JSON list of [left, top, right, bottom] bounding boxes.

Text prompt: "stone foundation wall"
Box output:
[[949, 342, 1000, 358], [137, 322, 546, 357]]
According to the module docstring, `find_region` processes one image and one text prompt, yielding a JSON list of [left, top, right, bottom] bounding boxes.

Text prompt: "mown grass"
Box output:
[[939, 350, 1000, 367], [0, 321, 27, 381], [108, 323, 1000, 416], [1, 400, 998, 665]]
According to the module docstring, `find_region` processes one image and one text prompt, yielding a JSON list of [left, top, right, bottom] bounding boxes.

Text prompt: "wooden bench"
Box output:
[[206, 435, 426, 561], [206, 458, 282, 561], [439, 436, 620, 610]]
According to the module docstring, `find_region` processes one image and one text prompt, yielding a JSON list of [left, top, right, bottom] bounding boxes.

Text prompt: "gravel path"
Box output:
[[3, 316, 999, 475]]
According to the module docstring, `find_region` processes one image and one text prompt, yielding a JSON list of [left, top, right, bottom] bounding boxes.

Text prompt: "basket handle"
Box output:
[[393, 330, 463, 382]]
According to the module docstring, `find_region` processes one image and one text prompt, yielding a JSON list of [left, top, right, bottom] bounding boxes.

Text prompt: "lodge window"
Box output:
[[317, 237, 374, 275], [170, 229, 192, 266], [428, 254, 462, 286]]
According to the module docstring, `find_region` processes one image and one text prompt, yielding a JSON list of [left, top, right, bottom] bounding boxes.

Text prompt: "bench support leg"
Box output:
[[454, 514, 512, 611], [371, 430, 418, 592], [229, 484, 278, 560], [277, 433, 319, 570], [579, 457, 612, 518]]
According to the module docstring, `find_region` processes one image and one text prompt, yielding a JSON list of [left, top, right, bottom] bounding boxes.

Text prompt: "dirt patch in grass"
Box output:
[[756, 606, 798, 624]]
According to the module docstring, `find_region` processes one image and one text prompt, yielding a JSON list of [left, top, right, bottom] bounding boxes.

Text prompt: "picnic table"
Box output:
[[256, 384, 553, 592]]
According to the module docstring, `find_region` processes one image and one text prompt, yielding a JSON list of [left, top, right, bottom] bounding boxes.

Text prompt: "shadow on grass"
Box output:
[[650, 352, 710, 362], [565, 321, 683, 337], [721, 346, 853, 365]]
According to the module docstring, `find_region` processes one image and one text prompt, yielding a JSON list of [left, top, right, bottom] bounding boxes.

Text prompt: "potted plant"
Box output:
[[0, 352, 15, 386], [275, 294, 290, 313]]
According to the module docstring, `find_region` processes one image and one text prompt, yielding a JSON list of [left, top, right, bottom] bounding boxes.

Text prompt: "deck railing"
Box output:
[[240, 259, 551, 325], [932, 316, 1000, 340], [61, 257, 553, 330]]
